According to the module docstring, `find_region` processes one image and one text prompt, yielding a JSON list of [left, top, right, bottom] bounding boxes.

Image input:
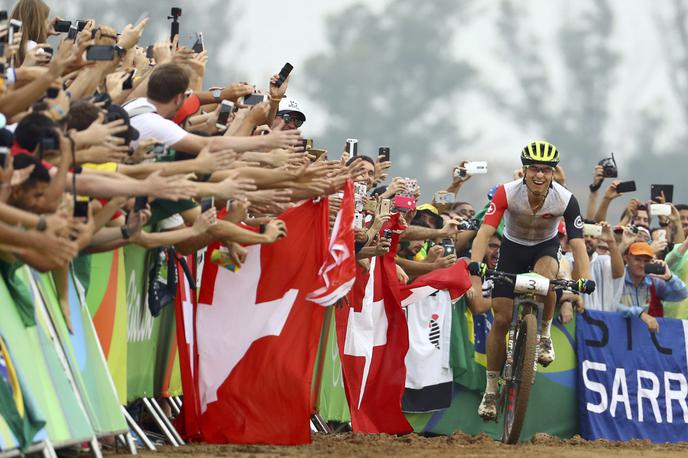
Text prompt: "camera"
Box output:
[[598, 153, 618, 178], [457, 218, 479, 231], [383, 229, 392, 239]]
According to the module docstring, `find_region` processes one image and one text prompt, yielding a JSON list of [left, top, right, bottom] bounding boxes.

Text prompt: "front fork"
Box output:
[[502, 298, 545, 385]]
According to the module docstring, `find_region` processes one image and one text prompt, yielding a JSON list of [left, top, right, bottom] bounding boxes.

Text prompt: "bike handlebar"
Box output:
[[468, 262, 595, 294]]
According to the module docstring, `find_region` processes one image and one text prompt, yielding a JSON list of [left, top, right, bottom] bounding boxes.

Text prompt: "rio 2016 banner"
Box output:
[[577, 310, 688, 443]]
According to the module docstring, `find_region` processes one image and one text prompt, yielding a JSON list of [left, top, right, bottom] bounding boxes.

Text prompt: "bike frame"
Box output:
[[502, 294, 544, 385]]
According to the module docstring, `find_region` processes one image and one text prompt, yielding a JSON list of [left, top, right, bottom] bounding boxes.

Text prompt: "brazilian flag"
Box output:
[[0, 335, 45, 451], [450, 297, 492, 391]]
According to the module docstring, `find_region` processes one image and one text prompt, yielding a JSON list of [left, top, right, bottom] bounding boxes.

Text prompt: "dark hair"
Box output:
[[346, 155, 374, 167], [67, 100, 101, 131], [13, 153, 50, 187], [14, 113, 58, 151], [147, 63, 190, 103], [675, 204, 688, 212]]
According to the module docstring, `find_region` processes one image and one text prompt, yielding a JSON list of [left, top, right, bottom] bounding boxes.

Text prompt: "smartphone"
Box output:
[[134, 196, 148, 211], [656, 229, 667, 242], [67, 25, 78, 41], [650, 203, 672, 216], [215, 100, 234, 129], [192, 32, 204, 53], [8, 19, 21, 45], [392, 195, 416, 212], [353, 182, 367, 197], [122, 69, 136, 90], [274, 62, 293, 88], [651, 184, 674, 203], [45, 87, 60, 99], [53, 19, 71, 33], [378, 146, 390, 162], [346, 138, 358, 157], [305, 138, 313, 150], [645, 263, 665, 275], [433, 191, 455, 205], [240, 93, 266, 106], [73, 198, 89, 221], [86, 45, 115, 61], [353, 212, 364, 230], [465, 161, 488, 175], [309, 148, 327, 161], [379, 198, 391, 215], [363, 199, 377, 213], [616, 180, 636, 194], [146, 45, 154, 59], [200, 197, 215, 212], [76, 20, 87, 31], [441, 238, 456, 256], [583, 223, 602, 237]]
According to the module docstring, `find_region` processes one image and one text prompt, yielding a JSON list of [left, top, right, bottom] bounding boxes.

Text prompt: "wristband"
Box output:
[[269, 96, 282, 103], [121, 225, 130, 240], [589, 182, 602, 193], [36, 215, 47, 232]]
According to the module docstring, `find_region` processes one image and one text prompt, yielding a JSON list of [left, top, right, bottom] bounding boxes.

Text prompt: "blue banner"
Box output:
[[577, 310, 688, 442]]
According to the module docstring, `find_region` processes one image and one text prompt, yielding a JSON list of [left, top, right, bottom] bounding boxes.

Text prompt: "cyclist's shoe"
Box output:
[[538, 336, 555, 367], [478, 392, 499, 421]]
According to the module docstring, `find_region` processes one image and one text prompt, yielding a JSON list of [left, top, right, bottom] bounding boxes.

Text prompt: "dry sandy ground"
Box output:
[[141, 432, 688, 457]]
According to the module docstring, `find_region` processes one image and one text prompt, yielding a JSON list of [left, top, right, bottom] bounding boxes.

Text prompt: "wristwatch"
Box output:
[[114, 45, 127, 58], [211, 89, 222, 103]]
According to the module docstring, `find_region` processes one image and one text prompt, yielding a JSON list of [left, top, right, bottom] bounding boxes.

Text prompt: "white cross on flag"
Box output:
[[335, 214, 413, 434], [193, 191, 355, 445]]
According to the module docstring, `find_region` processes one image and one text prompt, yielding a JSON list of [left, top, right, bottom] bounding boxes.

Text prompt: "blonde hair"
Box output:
[[10, 0, 50, 65]]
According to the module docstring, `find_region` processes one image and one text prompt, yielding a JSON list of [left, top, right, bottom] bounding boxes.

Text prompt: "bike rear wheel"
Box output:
[[501, 313, 537, 444]]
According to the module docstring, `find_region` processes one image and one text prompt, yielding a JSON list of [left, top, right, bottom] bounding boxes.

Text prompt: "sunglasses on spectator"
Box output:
[[279, 113, 303, 128]]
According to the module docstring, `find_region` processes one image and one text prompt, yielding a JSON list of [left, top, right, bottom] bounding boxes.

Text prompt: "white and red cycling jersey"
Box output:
[[483, 179, 584, 246]]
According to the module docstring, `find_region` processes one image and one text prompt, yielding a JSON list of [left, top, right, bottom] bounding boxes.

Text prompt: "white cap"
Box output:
[[277, 96, 306, 122]]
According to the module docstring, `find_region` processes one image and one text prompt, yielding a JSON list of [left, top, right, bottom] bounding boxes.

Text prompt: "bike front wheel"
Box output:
[[501, 313, 537, 444]]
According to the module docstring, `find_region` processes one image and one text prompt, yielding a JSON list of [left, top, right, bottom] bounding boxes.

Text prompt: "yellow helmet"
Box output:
[[520, 140, 559, 167]]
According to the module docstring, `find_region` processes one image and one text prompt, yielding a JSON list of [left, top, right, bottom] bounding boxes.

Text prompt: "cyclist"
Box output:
[[469, 141, 594, 421]]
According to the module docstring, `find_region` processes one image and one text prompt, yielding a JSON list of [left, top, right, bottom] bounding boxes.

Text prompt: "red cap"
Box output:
[[172, 94, 201, 125]]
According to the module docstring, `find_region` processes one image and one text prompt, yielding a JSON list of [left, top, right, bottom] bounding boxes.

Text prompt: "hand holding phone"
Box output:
[[215, 100, 234, 129], [378, 147, 390, 162], [274, 62, 293, 88], [615, 180, 636, 194], [651, 184, 673, 203], [345, 138, 358, 157], [645, 262, 666, 276]]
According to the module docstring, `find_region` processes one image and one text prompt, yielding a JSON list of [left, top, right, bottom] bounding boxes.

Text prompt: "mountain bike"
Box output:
[[468, 262, 593, 444]]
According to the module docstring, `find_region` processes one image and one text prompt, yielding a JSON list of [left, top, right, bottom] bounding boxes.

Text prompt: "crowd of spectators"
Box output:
[[0, 0, 684, 339]]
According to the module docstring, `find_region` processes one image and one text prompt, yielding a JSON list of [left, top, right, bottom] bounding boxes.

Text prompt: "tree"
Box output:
[[491, 0, 620, 180], [304, 0, 477, 196]]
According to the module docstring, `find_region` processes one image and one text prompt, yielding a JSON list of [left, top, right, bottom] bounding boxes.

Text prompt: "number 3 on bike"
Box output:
[[467, 141, 596, 443]]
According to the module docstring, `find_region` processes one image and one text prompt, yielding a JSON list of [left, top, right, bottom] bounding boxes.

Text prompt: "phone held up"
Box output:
[[345, 138, 358, 157], [274, 62, 293, 88], [215, 100, 234, 129]]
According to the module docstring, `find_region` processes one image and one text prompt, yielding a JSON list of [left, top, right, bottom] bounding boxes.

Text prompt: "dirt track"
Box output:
[[144, 432, 688, 457]]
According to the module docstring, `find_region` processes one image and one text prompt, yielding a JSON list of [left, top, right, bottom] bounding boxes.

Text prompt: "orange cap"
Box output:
[[628, 242, 654, 258]]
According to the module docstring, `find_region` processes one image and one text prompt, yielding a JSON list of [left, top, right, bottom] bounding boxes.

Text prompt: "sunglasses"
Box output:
[[280, 113, 303, 128], [527, 165, 554, 175]]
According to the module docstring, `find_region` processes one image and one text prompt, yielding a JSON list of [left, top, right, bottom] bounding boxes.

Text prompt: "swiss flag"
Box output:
[[195, 198, 349, 445], [399, 260, 472, 306], [308, 180, 357, 306], [335, 215, 413, 434]]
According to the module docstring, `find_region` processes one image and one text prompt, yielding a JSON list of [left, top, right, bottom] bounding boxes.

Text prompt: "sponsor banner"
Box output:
[[577, 310, 688, 442]]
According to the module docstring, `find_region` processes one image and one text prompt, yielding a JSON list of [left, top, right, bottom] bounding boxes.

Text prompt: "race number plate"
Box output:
[[514, 273, 549, 296]]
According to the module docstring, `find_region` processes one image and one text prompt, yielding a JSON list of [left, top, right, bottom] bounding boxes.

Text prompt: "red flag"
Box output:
[[400, 259, 472, 306], [335, 216, 413, 434], [308, 180, 356, 306], [195, 199, 330, 445]]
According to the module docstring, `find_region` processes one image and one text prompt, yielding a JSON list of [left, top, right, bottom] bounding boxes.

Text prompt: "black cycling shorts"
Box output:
[[491, 236, 561, 299]]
